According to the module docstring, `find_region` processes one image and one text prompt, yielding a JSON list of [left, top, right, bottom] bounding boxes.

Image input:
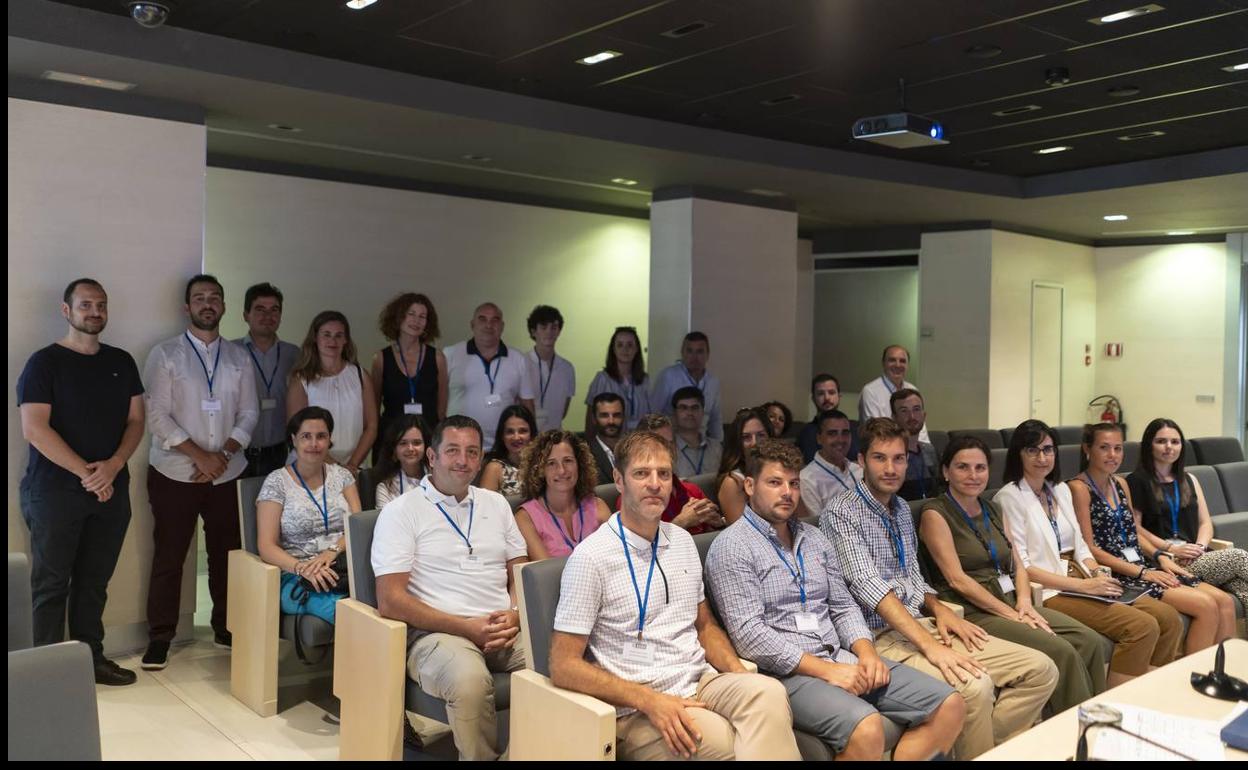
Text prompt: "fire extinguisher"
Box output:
[[1087, 395, 1124, 430]]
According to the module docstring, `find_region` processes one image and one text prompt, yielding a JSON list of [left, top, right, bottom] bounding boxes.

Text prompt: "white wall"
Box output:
[[7, 98, 206, 654], [206, 169, 651, 430]]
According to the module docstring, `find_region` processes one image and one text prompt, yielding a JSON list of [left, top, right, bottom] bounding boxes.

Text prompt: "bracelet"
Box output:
[[1138, 566, 1148, 579]]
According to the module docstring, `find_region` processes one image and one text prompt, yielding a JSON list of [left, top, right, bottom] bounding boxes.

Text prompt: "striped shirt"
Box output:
[[705, 507, 872, 675]]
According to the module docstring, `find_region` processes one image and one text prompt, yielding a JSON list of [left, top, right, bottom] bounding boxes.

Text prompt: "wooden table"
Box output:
[[979, 638, 1248, 761]]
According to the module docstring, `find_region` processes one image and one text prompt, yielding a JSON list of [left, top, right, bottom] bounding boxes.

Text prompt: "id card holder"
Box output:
[[621, 640, 656, 667], [404, 402, 424, 415], [1122, 547, 1142, 563], [1058, 559, 1069, 578], [260, 397, 277, 411], [997, 574, 1015, 594], [459, 555, 483, 571], [201, 398, 222, 413], [794, 612, 820, 633], [484, 394, 502, 408]]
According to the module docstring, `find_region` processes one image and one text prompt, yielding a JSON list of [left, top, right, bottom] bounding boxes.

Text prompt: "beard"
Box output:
[[69, 317, 106, 335], [598, 424, 622, 438], [190, 312, 220, 332]]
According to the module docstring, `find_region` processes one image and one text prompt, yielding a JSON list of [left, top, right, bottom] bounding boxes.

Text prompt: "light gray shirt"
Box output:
[[235, 335, 299, 448], [652, 363, 723, 440]]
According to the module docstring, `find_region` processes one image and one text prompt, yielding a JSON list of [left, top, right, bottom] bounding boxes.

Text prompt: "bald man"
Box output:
[[443, 302, 535, 451], [858, 345, 928, 444]]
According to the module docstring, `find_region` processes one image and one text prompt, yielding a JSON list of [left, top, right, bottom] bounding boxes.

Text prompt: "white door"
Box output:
[[1031, 284, 1063, 424]]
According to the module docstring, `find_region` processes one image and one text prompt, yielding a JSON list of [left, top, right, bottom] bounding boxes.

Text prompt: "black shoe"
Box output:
[[402, 716, 423, 751], [94, 657, 138, 686], [141, 640, 170, 670], [213, 630, 232, 649]]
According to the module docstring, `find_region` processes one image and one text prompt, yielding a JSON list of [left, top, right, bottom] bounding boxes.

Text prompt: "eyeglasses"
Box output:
[[1023, 445, 1056, 457]]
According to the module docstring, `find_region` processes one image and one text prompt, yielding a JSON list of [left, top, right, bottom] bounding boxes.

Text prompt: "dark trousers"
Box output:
[[243, 442, 287, 479], [146, 468, 241, 641], [19, 477, 131, 659]]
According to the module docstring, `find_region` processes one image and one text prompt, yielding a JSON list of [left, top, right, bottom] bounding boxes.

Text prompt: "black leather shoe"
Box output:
[[141, 640, 170, 670], [94, 657, 138, 686], [213, 630, 232, 649]]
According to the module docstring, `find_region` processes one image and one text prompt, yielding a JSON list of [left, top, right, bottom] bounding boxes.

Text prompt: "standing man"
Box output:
[[858, 346, 929, 443], [524, 305, 575, 434], [372, 415, 528, 761], [550, 430, 801, 760], [652, 332, 723, 440], [671, 386, 723, 480], [588, 392, 626, 485], [235, 283, 298, 478], [142, 274, 258, 670], [890, 388, 937, 501], [18, 278, 146, 685], [444, 302, 535, 452], [798, 409, 863, 519], [798, 374, 858, 464]]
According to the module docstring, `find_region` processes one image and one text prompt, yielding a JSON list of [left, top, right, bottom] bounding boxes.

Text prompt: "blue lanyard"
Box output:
[[291, 463, 330, 534], [743, 513, 807, 609], [436, 497, 475, 554], [880, 375, 898, 394], [477, 352, 502, 395], [615, 518, 659, 640], [854, 484, 905, 569], [544, 493, 586, 550], [1050, 516, 1062, 552], [681, 364, 704, 390], [1084, 473, 1134, 547], [945, 493, 1006, 575], [814, 457, 853, 491], [245, 341, 279, 396], [680, 444, 707, 475], [538, 356, 553, 408], [1165, 480, 1181, 539], [185, 332, 222, 398], [397, 343, 425, 404]]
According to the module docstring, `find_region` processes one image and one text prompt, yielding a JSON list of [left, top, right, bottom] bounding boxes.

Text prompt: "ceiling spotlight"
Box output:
[[1089, 4, 1164, 25], [1107, 85, 1141, 98], [1045, 67, 1072, 87], [577, 51, 622, 65], [1222, 62, 1248, 72], [611, 178, 638, 186], [345, 0, 378, 8], [992, 104, 1042, 117], [126, 1, 171, 28], [1103, 214, 1129, 221], [41, 71, 136, 91], [1117, 130, 1165, 141], [1034, 145, 1073, 154]]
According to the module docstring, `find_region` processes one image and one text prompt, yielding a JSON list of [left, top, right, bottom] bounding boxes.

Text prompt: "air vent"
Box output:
[[1117, 130, 1166, 141], [992, 104, 1042, 117], [1107, 85, 1141, 98], [761, 94, 802, 106], [661, 21, 712, 39]]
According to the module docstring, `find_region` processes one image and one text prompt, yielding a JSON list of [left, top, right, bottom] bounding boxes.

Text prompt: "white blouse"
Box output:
[[994, 481, 1096, 602], [301, 365, 364, 464]]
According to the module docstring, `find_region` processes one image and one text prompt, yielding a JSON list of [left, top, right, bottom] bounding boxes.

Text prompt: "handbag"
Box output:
[[291, 552, 348, 664]]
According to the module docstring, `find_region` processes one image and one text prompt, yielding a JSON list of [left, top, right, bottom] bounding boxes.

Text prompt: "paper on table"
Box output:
[[1089, 701, 1227, 761]]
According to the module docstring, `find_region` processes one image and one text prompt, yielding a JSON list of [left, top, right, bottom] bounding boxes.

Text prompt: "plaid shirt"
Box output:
[[705, 507, 872, 675], [821, 487, 934, 630]]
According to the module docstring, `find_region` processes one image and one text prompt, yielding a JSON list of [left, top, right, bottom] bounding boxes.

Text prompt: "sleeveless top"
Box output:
[[489, 459, 523, 496], [301, 365, 364, 465], [1126, 470, 1199, 543], [921, 495, 1017, 606], [1085, 476, 1165, 598], [523, 494, 603, 558], [379, 343, 439, 432]]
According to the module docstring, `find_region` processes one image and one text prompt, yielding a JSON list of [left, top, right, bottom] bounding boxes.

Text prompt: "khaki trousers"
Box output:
[[615, 671, 802, 761], [875, 618, 1058, 759], [1042, 593, 1181, 675], [406, 632, 526, 761]]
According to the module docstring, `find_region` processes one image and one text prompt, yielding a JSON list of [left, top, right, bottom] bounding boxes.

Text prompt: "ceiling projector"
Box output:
[[852, 113, 948, 148]]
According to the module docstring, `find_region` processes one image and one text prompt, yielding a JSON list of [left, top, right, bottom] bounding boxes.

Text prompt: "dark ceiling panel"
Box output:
[[1017, 0, 1246, 46]]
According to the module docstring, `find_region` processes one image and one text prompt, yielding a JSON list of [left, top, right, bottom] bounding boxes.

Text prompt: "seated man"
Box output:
[[588, 392, 626, 485], [890, 388, 937, 501], [671, 386, 723, 479], [550, 429, 802, 761], [798, 409, 863, 519], [372, 415, 528, 760], [707, 439, 963, 760], [797, 374, 858, 464], [823, 418, 1057, 760], [639, 413, 723, 535]]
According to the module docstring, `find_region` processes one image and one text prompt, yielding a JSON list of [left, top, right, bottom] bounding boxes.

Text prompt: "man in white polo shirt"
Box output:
[[858, 345, 928, 444], [549, 429, 800, 761], [523, 304, 575, 433], [372, 415, 528, 761], [444, 302, 535, 452], [799, 409, 863, 519]]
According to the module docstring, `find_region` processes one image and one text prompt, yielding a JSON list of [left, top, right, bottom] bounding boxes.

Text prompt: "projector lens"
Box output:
[[930, 122, 944, 139]]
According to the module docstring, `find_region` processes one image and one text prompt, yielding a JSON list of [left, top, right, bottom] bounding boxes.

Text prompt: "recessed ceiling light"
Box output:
[[1107, 85, 1141, 98], [461, 154, 492, 162], [992, 104, 1042, 117], [660, 21, 712, 39], [1034, 145, 1073, 155], [577, 51, 622, 65], [41, 70, 136, 91], [345, 0, 378, 9], [266, 123, 302, 132], [1103, 214, 1129, 221], [611, 178, 638, 186], [1222, 62, 1248, 72], [1089, 4, 1163, 25], [1167, 230, 1195, 236], [761, 94, 802, 106], [964, 44, 1003, 59], [1117, 130, 1165, 141]]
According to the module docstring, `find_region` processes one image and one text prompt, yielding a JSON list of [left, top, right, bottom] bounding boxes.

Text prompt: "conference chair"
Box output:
[[336, 509, 511, 760], [1054, 426, 1084, 446], [1058, 445, 1082, 479], [227, 475, 336, 717], [594, 481, 621, 512], [1215, 462, 1248, 512], [505, 492, 525, 511], [357, 467, 376, 511], [8, 554, 101, 761], [1192, 437, 1245, 466], [948, 429, 1005, 450], [1121, 441, 1141, 474], [687, 472, 720, 503], [989, 447, 1009, 489], [999, 427, 1015, 448], [929, 430, 950, 458]]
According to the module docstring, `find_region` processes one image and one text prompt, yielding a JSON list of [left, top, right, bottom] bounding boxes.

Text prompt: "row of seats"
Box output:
[[931, 430, 1242, 468]]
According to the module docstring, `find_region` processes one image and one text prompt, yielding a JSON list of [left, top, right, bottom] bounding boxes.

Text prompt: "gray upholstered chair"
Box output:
[[1058, 445, 1083, 480], [687, 472, 719, 503], [594, 481, 621, 512], [947, 429, 1005, 450], [1190, 465, 1230, 516], [1120, 441, 1141, 475], [357, 467, 376, 511], [998, 427, 1015, 449], [1215, 461, 1248, 512], [929, 430, 950, 458], [1191, 437, 1245, 466], [1054, 426, 1084, 446]]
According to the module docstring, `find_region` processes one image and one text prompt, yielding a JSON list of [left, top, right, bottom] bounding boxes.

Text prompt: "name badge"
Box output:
[[1122, 547, 1142, 563], [459, 555, 483, 572], [201, 398, 222, 413], [794, 612, 820, 633], [621, 640, 656, 667], [404, 402, 424, 415], [260, 398, 277, 411], [1058, 558, 1069, 578], [484, 394, 502, 408], [997, 574, 1015, 594]]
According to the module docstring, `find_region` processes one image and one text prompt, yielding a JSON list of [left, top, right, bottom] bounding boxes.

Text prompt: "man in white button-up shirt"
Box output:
[[372, 415, 528, 761], [141, 275, 258, 671], [858, 345, 929, 444]]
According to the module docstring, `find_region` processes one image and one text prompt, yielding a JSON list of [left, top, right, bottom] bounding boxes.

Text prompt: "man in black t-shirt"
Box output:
[[17, 278, 146, 686]]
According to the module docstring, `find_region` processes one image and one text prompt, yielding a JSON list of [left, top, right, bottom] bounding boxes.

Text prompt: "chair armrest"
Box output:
[[509, 669, 617, 761], [1030, 581, 1045, 606], [939, 600, 964, 619], [7, 642, 101, 761], [226, 549, 281, 717], [335, 598, 408, 761], [1209, 539, 1232, 551]]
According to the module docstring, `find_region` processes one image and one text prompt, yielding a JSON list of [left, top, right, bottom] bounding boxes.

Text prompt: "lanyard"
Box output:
[[538, 356, 553, 408], [814, 457, 853, 491], [680, 443, 707, 475], [615, 518, 659, 640], [436, 497, 475, 554], [291, 463, 330, 534], [398, 472, 419, 495], [743, 513, 807, 609], [398, 343, 426, 404], [1165, 480, 1181, 539], [544, 493, 586, 550], [185, 332, 222, 398], [854, 484, 905, 569], [945, 493, 1007, 576], [681, 364, 704, 390], [880, 375, 898, 394], [477, 352, 502, 395], [245, 341, 279, 396], [1084, 473, 1134, 548]]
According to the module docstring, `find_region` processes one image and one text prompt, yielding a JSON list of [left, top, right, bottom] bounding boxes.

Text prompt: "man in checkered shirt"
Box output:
[[706, 439, 963, 759], [822, 418, 1057, 759], [550, 430, 801, 761]]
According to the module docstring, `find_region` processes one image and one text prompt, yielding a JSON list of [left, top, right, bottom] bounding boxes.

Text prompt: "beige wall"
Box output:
[[206, 169, 651, 431], [7, 98, 206, 654], [988, 231, 1097, 429], [1094, 242, 1230, 439]]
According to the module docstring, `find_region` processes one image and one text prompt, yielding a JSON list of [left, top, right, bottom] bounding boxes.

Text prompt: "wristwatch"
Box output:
[[328, 544, 341, 553], [222, 448, 235, 461]]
